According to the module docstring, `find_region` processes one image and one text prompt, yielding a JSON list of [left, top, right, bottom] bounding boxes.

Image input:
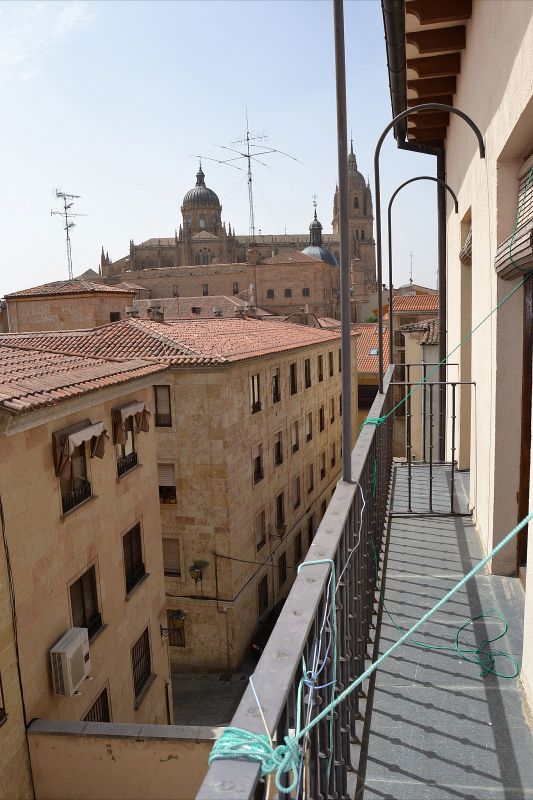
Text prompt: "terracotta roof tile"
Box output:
[[1, 317, 345, 366], [352, 323, 390, 374], [5, 279, 134, 299], [392, 295, 439, 313], [0, 344, 167, 415]]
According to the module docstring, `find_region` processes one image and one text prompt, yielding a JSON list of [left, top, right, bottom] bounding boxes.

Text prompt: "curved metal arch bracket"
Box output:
[[387, 176, 459, 361], [374, 103, 486, 391]]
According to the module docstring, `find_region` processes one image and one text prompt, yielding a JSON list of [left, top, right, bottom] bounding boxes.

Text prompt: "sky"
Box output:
[[1, 0, 439, 296]]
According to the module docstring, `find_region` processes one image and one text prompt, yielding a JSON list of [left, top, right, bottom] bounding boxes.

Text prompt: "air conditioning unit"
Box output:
[[50, 627, 91, 696]]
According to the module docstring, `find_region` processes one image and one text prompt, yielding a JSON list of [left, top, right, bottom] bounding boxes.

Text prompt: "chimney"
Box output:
[[146, 302, 164, 323], [234, 307, 245, 318], [126, 306, 139, 318], [212, 307, 223, 317]]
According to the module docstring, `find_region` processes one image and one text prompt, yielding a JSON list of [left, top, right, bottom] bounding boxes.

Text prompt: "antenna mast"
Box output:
[[51, 190, 83, 280], [409, 250, 414, 285]]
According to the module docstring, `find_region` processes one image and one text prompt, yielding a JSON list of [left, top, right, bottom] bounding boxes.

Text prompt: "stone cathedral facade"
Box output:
[[101, 142, 376, 305]]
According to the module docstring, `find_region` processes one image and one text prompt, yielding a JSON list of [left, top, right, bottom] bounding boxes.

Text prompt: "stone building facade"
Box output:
[[100, 142, 377, 310], [5, 317, 357, 672], [0, 341, 172, 756]]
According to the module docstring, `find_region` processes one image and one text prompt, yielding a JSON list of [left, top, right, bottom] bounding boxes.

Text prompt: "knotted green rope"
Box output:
[[208, 511, 533, 788]]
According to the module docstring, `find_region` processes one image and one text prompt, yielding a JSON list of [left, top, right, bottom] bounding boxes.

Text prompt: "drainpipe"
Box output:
[[437, 150, 447, 461]]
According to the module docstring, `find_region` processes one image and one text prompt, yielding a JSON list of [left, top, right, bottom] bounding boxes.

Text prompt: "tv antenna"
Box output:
[[50, 190, 85, 280], [194, 108, 300, 242], [409, 250, 414, 285]]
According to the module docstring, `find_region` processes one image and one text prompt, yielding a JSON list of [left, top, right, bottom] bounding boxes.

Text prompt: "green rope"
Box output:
[[208, 511, 533, 787], [369, 539, 519, 679]]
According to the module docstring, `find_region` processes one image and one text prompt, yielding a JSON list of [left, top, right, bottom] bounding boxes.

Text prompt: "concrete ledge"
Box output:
[[27, 718, 220, 741]]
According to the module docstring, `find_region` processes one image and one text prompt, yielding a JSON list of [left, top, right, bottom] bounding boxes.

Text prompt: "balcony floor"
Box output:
[[359, 465, 533, 800]]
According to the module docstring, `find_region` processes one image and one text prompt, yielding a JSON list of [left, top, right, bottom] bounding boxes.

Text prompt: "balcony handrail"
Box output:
[[197, 366, 394, 800]]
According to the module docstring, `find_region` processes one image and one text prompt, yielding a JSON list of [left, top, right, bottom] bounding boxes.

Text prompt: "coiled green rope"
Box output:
[[208, 511, 533, 790]]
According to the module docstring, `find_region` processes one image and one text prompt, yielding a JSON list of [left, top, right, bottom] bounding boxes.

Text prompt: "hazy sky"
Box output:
[[1, 0, 438, 296]]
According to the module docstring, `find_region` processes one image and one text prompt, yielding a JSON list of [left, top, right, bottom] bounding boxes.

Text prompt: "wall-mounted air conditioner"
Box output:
[[50, 627, 91, 696]]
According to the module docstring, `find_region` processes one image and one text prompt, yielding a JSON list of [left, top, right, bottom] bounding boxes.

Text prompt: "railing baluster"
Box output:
[[429, 382, 434, 513], [450, 382, 457, 514]]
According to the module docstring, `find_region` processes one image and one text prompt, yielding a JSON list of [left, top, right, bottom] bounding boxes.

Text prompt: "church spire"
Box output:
[[309, 199, 323, 246], [348, 136, 357, 171]]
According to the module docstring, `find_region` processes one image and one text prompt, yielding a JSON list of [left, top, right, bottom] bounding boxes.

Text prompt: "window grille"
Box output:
[[131, 628, 151, 700], [123, 523, 145, 593], [84, 688, 110, 722]]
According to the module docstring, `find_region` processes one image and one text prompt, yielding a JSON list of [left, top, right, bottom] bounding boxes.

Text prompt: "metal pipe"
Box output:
[[333, 0, 352, 482], [387, 175, 459, 361], [374, 102, 485, 392], [437, 149, 447, 461]]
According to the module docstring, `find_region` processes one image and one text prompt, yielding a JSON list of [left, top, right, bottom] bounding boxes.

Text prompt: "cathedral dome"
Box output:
[[302, 206, 338, 267], [182, 166, 220, 207]]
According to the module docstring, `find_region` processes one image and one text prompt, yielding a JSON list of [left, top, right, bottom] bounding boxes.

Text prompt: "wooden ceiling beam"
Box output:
[[408, 126, 447, 142], [406, 26, 466, 54], [406, 0, 472, 25], [408, 111, 450, 129], [407, 94, 454, 108], [408, 75, 457, 97], [407, 53, 461, 79]]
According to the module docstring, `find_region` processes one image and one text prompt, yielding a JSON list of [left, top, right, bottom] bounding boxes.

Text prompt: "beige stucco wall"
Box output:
[[445, 0, 533, 574], [0, 382, 170, 725], [160, 337, 357, 671], [6, 291, 135, 333], [27, 721, 215, 800], [0, 527, 33, 799], [443, 0, 533, 710]]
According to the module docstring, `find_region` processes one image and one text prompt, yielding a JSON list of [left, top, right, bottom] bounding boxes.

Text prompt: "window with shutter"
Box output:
[[495, 156, 533, 279], [163, 538, 181, 576], [154, 386, 172, 427], [123, 523, 145, 593], [158, 463, 176, 504]]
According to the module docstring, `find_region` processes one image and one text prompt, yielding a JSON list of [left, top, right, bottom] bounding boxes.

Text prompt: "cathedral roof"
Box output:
[[301, 244, 339, 268], [182, 166, 220, 208], [5, 279, 133, 299], [191, 231, 219, 240]]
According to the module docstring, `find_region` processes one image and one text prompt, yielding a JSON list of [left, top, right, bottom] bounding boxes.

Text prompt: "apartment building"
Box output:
[[4, 316, 357, 672], [0, 339, 172, 788]]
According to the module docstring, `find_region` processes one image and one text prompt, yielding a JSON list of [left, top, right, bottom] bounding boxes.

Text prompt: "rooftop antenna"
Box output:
[[194, 107, 300, 243], [50, 190, 84, 280], [409, 250, 414, 285]]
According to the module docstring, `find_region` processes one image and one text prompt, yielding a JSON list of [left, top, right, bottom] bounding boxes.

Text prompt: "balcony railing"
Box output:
[[117, 451, 138, 477], [197, 367, 394, 800], [61, 479, 92, 515]]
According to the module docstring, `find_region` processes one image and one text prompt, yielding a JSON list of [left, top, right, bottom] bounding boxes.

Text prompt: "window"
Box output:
[[307, 463, 314, 494], [303, 287, 310, 297], [354, 196, 359, 209], [306, 411, 312, 442], [331, 442, 336, 468], [330, 397, 335, 424], [70, 565, 101, 639], [123, 523, 145, 593], [304, 358, 311, 388], [167, 610, 185, 647], [290, 363, 298, 395], [84, 688, 110, 722], [307, 514, 315, 548], [292, 475, 301, 510], [276, 492, 285, 529], [154, 386, 172, 427], [278, 552, 287, 588], [255, 509, 266, 551], [202, 284, 208, 296], [253, 444, 264, 484], [131, 628, 152, 701], [361, 230, 365, 240], [60, 442, 91, 515], [163, 538, 181, 576], [110, 312, 120, 322], [369, 347, 378, 356], [320, 452, 326, 481], [199, 214, 206, 228], [291, 420, 299, 453], [319, 405, 325, 432], [338, 348, 342, 372], [318, 354, 324, 382], [116, 416, 137, 477], [284, 288, 292, 298], [158, 463, 176, 504], [232, 282, 239, 295], [272, 368, 281, 403], [339, 393, 342, 417], [328, 351, 334, 377], [294, 531, 302, 565], [274, 431, 283, 467], [250, 373, 261, 413], [258, 575, 269, 618], [267, 289, 274, 299]]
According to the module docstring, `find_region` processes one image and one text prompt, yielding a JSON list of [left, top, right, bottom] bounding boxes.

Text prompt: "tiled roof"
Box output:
[[265, 251, 321, 265], [5, 279, 134, 299], [352, 323, 390, 374], [400, 318, 440, 345], [1, 317, 344, 366], [392, 295, 439, 313], [0, 344, 167, 415]]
